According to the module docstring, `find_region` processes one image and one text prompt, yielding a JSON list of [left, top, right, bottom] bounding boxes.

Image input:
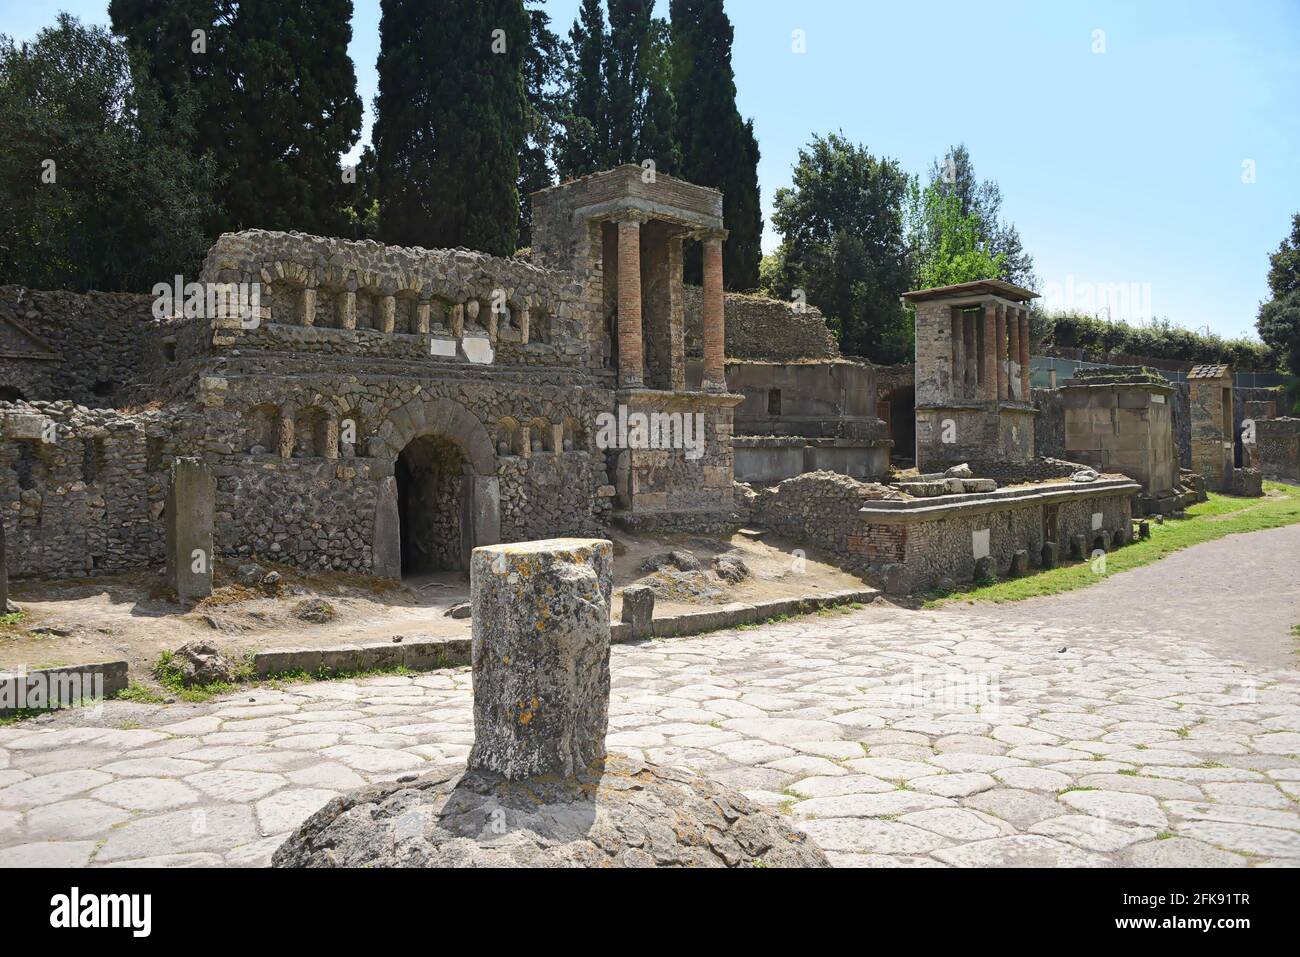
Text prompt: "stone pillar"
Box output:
[[377, 295, 396, 334], [338, 290, 357, 330], [518, 307, 530, 345], [616, 216, 645, 388], [324, 415, 339, 461], [949, 307, 965, 400], [995, 304, 1008, 401], [1007, 308, 1020, 401], [1018, 310, 1031, 400], [450, 303, 465, 338], [0, 519, 8, 614], [701, 233, 727, 392], [414, 300, 430, 335], [981, 301, 998, 401], [963, 310, 977, 395], [373, 476, 401, 578], [468, 539, 613, 780], [277, 406, 294, 460], [298, 287, 316, 327], [164, 457, 215, 602]]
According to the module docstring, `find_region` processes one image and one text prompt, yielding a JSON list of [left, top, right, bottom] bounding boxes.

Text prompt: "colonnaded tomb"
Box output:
[[0, 166, 1284, 602]]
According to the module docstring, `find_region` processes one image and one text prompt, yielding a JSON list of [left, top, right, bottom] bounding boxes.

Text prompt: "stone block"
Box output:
[[253, 648, 323, 679], [973, 556, 995, 582], [468, 538, 613, 780], [1009, 549, 1029, 576], [1069, 533, 1088, 561], [372, 476, 401, 578], [620, 584, 654, 639], [1041, 541, 1059, 569], [1092, 531, 1111, 553], [164, 457, 215, 601], [1231, 468, 1263, 497], [882, 563, 910, 595], [402, 637, 471, 671], [1137, 520, 1151, 540]]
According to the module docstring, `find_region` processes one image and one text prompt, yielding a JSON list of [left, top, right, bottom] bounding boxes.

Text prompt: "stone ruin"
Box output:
[[272, 538, 828, 868]]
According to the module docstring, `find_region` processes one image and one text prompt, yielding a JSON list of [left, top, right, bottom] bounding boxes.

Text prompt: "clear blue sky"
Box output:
[[4, 0, 1298, 339]]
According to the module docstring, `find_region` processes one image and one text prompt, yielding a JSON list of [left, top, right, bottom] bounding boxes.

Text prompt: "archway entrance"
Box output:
[[396, 434, 468, 575]]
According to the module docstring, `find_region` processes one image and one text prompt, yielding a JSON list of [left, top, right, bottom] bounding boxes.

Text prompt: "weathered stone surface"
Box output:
[[467, 539, 613, 780], [272, 753, 828, 868], [168, 641, 239, 687], [1041, 541, 1059, 568], [164, 457, 215, 601], [620, 584, 654, 639]]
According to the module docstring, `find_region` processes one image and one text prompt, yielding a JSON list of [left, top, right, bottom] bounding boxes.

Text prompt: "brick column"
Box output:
[[1007, 307, 1020, 400], [1018, 309, 1031, 400], [701, 232, 727, 392], [995, 303, 1008, 401], [981, 301, 998, 401], [950, 306, 965, 399], [616, 216, 644, 388]]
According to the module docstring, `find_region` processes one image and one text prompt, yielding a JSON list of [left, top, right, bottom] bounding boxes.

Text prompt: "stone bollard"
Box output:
[[1092, 531, 1110, 554], [1010, 549, 1029, 576], [1137, 520, 1151, 540], [1069, 533, 1088, 561], [620, 584, 654, 640], [1041, 541, 1059, 569], [973, 556, 995, 582], [467, 538, 613, 780], [164, 457, 215, 601]]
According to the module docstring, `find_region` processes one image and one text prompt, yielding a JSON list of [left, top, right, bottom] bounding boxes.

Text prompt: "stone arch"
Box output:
[[371, 396, 500, 578]]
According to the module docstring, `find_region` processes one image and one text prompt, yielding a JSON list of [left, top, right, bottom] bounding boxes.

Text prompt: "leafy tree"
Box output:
[[906, 179, 1005, 289], [111, 0, 363, 237], [926, 144, 1035, 289], [375, 0, 529, 255], [1257, 213, 1300, 379], [767, 133, 913, 362], [670, 0, 761, 289], [0, 14, 216, 291]]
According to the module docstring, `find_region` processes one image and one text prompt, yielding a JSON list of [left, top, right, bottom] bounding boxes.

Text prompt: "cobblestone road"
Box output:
[[2, 555, 1298, 867]]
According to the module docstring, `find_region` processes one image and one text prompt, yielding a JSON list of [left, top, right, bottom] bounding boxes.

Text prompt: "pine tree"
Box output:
[[374, 0, 529, 255], [669, 0, 761, 290], [111, 0, 362, 237]]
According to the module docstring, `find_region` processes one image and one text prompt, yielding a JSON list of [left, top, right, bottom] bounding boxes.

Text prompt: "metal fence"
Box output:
[[1030, 355, 1287, 391]]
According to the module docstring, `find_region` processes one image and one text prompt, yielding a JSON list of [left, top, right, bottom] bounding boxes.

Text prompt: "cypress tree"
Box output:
[[604, 0, 653, 165], [518, 0, 563, 246], [557, 0, 607, 178], [110, 0, 363, 237], [374, 0, 529, 254], [669, 0, 761, 289]]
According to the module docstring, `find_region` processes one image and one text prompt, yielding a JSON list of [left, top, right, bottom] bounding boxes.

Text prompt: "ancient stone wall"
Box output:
[[682, 286, 840, 362], [1255, 417, 1300, 482], [0, 401, 202, 578], [0, 287, 205, 408]]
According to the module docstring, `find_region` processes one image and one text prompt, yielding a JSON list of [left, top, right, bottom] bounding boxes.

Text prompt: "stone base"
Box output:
[[272, 754, 829, 869]]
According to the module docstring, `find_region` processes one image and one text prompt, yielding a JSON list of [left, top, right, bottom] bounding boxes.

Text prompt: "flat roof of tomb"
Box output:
[[533, 165, 724, 231], [901, 279, 1039, 304], [857, 476, 1141, 523]]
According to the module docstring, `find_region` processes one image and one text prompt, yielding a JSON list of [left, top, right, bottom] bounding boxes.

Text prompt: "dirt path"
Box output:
[[947, 522, 1300, 669]]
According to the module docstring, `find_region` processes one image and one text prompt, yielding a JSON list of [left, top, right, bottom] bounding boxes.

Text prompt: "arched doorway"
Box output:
[[370, 397, 501, 579], [396, 434, 469, 574]]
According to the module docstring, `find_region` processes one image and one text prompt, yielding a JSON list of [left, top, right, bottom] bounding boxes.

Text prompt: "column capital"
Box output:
[[690, 227, 729, 244], [609, 208, 651, 226]]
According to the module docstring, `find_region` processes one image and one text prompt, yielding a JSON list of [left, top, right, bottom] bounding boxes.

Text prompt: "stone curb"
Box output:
[[0, 661, 129, 717], [252, 636, 471, 679], [250, 588, 877, 677], [613, 587, 877, 643]]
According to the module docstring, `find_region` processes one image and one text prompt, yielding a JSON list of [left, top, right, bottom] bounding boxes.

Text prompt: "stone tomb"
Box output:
[[274, 538, 827, 868], [903, 280, 1038, 473], [1254, 416, 1300, 483], [1187, 364, 1235, 491]]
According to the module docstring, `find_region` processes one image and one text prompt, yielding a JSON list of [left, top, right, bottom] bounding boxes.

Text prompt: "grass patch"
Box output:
[[924, 482, 1300, 606], [0, 610, 26, 638], [150, 649, 255, 703]]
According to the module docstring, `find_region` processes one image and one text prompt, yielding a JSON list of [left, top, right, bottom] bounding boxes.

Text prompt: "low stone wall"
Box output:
[[1256, 417, 1300, 482], [733, 437, 890, 485], [683, 286, 840, 361]]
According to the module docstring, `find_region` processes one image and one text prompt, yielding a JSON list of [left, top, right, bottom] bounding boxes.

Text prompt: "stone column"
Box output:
[[324, 415, 339, 461], [164, 457, 215, 602], [1018, 309, 1031, 400], [298, 287, 316, 327], [468, 539, 613, 780], [949, 306, 965, 399], [338, 290, 357, 330], [995, 303, 1008, 401], [963, 310, 977, 395], [701, 232, 727, 393], [616, 215, 645, 388], [414, 300, 431, 335], [982, 301, 998, 401], [0, 519, 8, 614], [1007, 307, 1020, 400], [372, 476, 401, 578], [377, 295, 396, 334], [277, 405, 294, 460]]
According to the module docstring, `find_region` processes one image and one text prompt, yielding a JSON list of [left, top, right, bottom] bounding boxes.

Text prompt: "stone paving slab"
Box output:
[[0, 601, 1297, 867]]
